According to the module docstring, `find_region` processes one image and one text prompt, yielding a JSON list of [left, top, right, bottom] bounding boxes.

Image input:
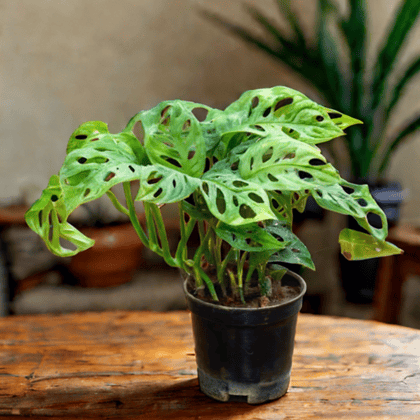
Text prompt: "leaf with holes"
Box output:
[[238, 135, 340, 190], [268, 190, 310, 226], [59, 133, 144, 213], [135, 164, 201, 204], [215, 222, 288, 253], [312, 180, 388, 241], [66, 121, 110, 155], [266, 221, 315, 270], [24, 175, 95, 257], [133, 101, 207, 177], [214, 87, 360, 155], [200, 171, 275, 225], [125, 101, 224, 157], [339, 229, 403, 260]]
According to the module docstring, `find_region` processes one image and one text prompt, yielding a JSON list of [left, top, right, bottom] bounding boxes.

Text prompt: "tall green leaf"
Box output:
[[371, 0, 420, 111]]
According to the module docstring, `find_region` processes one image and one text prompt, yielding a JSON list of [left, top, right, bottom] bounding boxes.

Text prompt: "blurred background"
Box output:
[[1, 0, 419, 326]]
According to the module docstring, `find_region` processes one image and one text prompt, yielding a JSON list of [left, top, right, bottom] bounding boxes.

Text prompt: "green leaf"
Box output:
[[371, 0, 420, 111], [132, 100, 207, 177], [24, 175, 95, 257], [59, 133, 144, 213], [385, 57, 420, 121], [317, 0, 346, 109], [135, 164, 200, 204], [266, 221, 315, 270], [238, 135, 341, 190], [339, 0, 367, 117], [200, 170, 275, 225], [339, 228, 403, 260], [218, 86, 348, 147], [66, 121, 110, 155], [215, 222, 288, 253], [379, 113, 420, 176], [312, 180, 388, 241]]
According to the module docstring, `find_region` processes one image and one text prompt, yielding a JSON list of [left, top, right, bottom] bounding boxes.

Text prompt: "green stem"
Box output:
[[148, 203, 178, 268], [196, 267, 218, 301], [106, 190, 129, 216], [175, 205, 197, 270], [123, 182, 149, 248], [237, 251, 247, 304]]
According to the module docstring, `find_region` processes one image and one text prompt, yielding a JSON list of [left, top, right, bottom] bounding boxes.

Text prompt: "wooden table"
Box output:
[[0, 311, 419, 419]]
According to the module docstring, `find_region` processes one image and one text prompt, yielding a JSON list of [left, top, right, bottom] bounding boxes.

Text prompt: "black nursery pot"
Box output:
[[184, 271, 306, 404]]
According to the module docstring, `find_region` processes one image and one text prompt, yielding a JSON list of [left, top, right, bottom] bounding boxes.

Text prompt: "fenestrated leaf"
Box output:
[[238, 135, 340, 191], [59, 133, 145, 213], [135, 164, 200, 204], [267, 190, 309, 226], [24, 175, 95, 257], [200, 170, 275, 225], [66, 121, 110, 155], [215, 222, 288, 253], [215, 86, 350, 148], [266, 221, 315, 270], [339, 228, 403, 260], [131, 101, 207, 177], [311, 180, 388, 241]]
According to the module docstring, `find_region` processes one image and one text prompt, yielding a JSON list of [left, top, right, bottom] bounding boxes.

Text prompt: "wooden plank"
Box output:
[[0, 311, 419, 419]]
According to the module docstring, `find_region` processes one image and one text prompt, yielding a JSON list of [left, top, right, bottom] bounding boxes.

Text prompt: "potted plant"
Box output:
[[24, 86, 401, 404], [202, 0, 420, 302]]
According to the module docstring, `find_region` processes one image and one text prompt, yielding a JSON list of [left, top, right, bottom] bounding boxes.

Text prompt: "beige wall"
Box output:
[[1, 0, 419, 222]]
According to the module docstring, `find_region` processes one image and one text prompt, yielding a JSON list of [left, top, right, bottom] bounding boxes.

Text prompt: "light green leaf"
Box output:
[[130, 101, 208, 177], [135, 164, 200, 204], [312, 180, 388, 241], [200, 171, 275, 225], [215, 222, 288, 253], [59, 133, 144, 213], [238, 135, 340, 190], [217, 86, 347, 146], [339, 228, 403, 260], [24, 175, 95, 257]]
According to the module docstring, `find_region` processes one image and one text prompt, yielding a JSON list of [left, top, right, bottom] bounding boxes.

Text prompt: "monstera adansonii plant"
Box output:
[[25, 86, 402, 304]]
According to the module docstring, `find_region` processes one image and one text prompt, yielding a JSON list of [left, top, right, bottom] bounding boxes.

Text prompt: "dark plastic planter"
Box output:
[[184, 271, 306, 404]]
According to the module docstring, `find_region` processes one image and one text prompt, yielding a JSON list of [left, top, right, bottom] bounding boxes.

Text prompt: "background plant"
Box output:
[[201, 0, 420, 182], [25, 86, 401, 304]]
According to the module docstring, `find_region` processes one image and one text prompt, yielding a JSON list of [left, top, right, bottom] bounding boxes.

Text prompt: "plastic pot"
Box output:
[[184, 271, 306, 404]]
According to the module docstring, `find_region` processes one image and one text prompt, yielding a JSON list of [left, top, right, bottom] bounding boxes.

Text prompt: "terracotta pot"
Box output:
[[69, 223, 144, 288]]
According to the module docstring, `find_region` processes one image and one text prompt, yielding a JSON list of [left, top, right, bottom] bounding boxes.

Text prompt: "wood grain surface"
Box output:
[[0, 311, 419, 419]]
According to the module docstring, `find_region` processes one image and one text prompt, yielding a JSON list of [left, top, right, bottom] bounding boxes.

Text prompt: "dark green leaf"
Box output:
[[215, 222, 288, 253], [371, 0, 420, 111], [266, 221, 315, 270]]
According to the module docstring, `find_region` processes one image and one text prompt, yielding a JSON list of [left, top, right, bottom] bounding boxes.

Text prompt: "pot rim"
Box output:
[[183, 269, 307, 314]]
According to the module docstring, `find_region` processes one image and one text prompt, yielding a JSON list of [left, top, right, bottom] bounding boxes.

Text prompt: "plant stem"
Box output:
[[123, 182, 149, 248], [106, 190, 129, 216], [175, 204, 196, 270], [147, 203, 178, 268], [196, 266, 219, 301], [237, 251, 247, 304]]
